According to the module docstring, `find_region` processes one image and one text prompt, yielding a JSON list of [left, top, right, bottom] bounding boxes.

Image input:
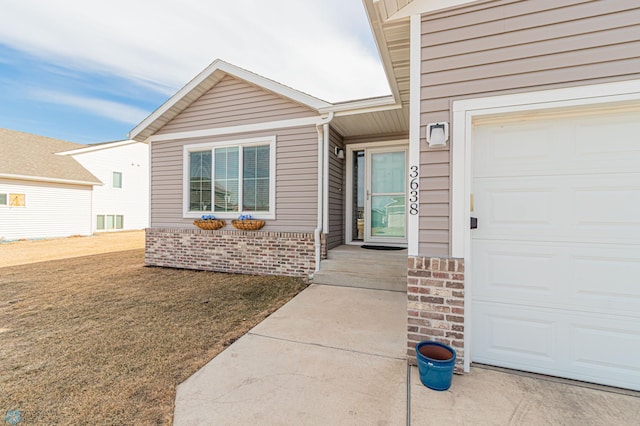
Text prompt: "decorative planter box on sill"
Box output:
[[193, 219, 226, 230], [231, 219, 265, 231]]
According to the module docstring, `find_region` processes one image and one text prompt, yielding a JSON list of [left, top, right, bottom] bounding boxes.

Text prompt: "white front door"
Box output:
[[347, 143, 408, 245], [471, 106, 640, 391], [364, 147, 407, 244]]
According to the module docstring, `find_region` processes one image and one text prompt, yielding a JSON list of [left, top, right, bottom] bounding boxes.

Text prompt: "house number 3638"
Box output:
[[409, 165, 419, 215]]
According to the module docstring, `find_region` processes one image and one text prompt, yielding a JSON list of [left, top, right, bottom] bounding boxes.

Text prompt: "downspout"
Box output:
[[314, 112, 334, 273]]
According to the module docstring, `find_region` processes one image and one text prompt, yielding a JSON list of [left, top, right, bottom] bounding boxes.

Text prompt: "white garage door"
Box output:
[[471, 106, 640, 391]]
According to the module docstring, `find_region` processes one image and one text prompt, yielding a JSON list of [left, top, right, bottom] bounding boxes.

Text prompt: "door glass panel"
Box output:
[[371, 195, 406, 238], [352, 150, 365, 241], [372, 152, 405, 193], [369, 151, 406, 239]]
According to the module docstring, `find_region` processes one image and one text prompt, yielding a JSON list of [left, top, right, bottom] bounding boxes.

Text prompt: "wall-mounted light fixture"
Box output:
[[334, 146, 345, 159], [426, 122, 449, 148]]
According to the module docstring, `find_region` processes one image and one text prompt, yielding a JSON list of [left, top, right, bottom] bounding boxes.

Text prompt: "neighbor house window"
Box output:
[[0, 193, 6, 206], [113, 171, 123, 189], [97, 214, 124, 231], [9, 193, 25, 207], [185, 137, 275, 218]]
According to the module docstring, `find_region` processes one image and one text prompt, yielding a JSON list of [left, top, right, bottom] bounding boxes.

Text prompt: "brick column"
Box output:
[[407, 256, 465, 373]]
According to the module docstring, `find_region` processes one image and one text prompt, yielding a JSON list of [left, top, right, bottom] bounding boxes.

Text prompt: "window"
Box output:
[[113, 171, 123, 189], [0, 193, 6, 206], [9, 193, 25, 207], [96, 214, 124, 231], [115, 215, 124, 229], [106, 215, 115, 229], [185, 137, 275, 218]]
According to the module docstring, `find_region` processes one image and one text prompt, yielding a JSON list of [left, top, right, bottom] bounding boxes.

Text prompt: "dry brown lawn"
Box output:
[[0, 237, 306, 425]]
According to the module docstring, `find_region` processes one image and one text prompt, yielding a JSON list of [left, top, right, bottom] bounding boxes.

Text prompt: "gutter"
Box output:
[[314, 112, 334, 274]]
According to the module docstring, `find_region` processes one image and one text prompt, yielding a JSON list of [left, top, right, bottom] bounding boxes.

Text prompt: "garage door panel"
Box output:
[[474, 109, 640, 178], [571, 254, 640, 316], [571, 320, 640, 387], [474, 174, 640, 244], [473, 242, 555, 298], [473, 302, 559, 367], [473, 240, 640, 315], [574, 112, 640, 166], [575, 183, 640, 229], [473, 303, 640, 391]]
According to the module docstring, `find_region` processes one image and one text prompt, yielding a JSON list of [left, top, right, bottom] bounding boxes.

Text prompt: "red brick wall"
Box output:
[[407, 256, 465, 372], [146, 228, 317, 278]]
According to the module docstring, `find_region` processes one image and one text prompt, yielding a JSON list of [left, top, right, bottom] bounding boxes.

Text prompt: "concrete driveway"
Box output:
[[174, 283, 640, 425]]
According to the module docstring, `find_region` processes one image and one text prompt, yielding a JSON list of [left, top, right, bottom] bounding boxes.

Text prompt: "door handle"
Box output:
[[470, 217, 478, 229], [366, 189, 370, 200]]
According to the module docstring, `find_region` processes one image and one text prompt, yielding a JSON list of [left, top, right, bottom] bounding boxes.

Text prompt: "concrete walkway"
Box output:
[[174, 283, 640, 425]]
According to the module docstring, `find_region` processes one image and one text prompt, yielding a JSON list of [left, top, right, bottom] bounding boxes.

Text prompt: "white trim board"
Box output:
[[450, 78, 640, 374], [148, 115, 331, 143]]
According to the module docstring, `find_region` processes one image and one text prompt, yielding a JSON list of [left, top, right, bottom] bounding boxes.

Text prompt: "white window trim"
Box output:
[[182, 136, 277, 220], [450, 78, 640, 375]]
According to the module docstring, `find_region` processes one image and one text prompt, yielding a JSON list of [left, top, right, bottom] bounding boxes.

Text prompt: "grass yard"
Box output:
[[0, 249, 307, 424]]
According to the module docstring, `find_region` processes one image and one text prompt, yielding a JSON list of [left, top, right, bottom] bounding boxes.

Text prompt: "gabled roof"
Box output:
[[0, 128, 102, 186], [129, 59, 333, 142]]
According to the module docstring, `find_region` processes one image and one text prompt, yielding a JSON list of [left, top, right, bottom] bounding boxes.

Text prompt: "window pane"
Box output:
[[243, 145, 270, 211], [106, 215, 115, 230], [189, 151, 212, 211], [213, 147, 239, 212], [115, 215, 124, 229], [0, 193, 6, 205], [96, 215, 105, 230], [113, 171, 123, 189]]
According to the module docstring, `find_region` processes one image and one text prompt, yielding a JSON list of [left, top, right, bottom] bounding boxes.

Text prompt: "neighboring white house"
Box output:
[[58, 140, 149, 233], [0, 129, 148, 240]]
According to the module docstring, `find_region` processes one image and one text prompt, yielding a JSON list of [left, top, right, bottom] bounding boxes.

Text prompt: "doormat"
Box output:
[[361, 245, 405, 251]]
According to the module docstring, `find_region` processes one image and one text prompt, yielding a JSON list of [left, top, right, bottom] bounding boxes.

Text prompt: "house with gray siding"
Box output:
[[131, 0, 640, 392]]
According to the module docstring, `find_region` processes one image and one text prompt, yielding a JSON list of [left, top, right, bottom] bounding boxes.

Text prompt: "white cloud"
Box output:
[[29, 89, 150, 125], [0, 0, 390, 102]]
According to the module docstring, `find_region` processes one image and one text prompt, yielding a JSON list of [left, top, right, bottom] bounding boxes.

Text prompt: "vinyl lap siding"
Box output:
[[419, 0, 640, 257], [0, 179, 92, 240], [150, 127, 318, 232], [158, 75, 318, 134], [328, 127, 345, 249]]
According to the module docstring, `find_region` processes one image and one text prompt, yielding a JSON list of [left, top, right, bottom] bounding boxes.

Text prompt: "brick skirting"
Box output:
[[145, 228, 317, 278], [407, 256, 465, 373]]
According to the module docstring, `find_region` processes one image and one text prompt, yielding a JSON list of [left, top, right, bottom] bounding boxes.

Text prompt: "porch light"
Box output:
[[334, 146, 345, 159], [426, 122, 449, 148]]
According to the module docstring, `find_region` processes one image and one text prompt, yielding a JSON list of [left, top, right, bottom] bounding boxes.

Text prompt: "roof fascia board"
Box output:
[[0, 173, 102, 186], [129, 59, 331, 142], [148, 115, 333, 143], [56, 139, 140, 156], [362, 0, 402, 102], [319, 96, 401, 116], [384, 0, 478, 21]]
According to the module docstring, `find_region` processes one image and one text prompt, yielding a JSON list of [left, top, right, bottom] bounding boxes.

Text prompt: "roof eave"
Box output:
[[56, 139, 142, 156], [362, 0, 404, 104], [0, 173, 103, 186]]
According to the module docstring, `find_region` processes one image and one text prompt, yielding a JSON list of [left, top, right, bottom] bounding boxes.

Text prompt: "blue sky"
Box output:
[[0, 0, 389, 144]]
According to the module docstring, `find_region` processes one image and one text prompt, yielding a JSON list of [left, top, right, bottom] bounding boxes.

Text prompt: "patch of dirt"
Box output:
[[0, 248, 306, 424], [0, 231, 145, 268]]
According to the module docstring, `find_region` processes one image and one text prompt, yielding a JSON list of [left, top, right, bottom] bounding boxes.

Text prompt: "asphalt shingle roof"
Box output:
[[0, 128, 101, 185]]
